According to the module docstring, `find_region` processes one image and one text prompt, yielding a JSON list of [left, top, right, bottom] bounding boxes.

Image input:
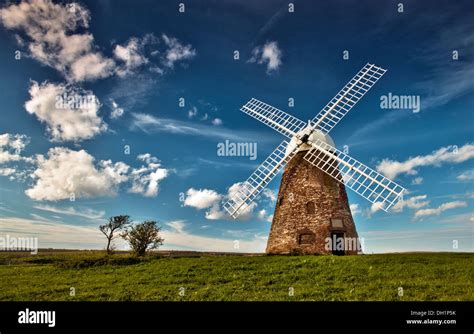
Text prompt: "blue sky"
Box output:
[[0, 0, 472, 253]]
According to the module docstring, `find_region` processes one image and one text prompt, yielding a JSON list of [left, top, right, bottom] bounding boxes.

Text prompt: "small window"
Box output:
[[306, 201, 315, 214], [331, 218, 344, 228], [279, 197, 284, 206], [298, 233, 315, 245]]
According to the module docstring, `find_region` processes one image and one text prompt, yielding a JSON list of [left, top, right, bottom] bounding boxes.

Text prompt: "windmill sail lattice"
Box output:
[[223, 140, 298, 218], [311, 63, 386, 134], [304, 138, 404, 211], [240, 98, 307, 138]]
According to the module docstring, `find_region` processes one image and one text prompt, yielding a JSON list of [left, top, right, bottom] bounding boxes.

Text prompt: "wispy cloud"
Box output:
[[376, 143, 474, 179], [346, 9, 474, 146], [196, 158, 258, 170], [162, 229, 266, 252], [414, 201, 468, 219], [360, 226, 473, 253], [392, 195, 430, 213], [457, 169, 474, 182], [130, 113, 275, 142], [345, 110, 408, 146], [0, 216, 107, 249], [106, 74, 157, 111], [412, 18, 474, 110], [110, 99, 124, 119], [248, 41, 282, 74], [165, 220, 187, 233], [34, 204, 105, 220], [161, 34, 196, 68]]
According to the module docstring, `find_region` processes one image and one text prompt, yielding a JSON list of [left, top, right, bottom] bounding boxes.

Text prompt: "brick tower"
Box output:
[[266, 148, 360, 255]]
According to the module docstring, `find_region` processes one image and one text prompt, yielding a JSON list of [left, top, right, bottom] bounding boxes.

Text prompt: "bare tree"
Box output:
[[122, 221, 164, 256], [99, 215, 132, 254]]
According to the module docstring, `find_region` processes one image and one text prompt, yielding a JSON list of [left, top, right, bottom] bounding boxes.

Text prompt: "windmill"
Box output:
[[223, 63, 405, 255]]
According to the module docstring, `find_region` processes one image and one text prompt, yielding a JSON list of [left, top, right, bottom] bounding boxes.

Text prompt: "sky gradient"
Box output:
[[0, 0, 473, 253]]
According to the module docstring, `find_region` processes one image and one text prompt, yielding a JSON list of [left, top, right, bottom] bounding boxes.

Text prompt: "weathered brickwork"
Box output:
[[266, 151, 359, 255]]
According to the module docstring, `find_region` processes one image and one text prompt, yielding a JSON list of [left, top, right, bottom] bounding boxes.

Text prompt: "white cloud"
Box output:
[[350, 203, 361, 215], [457, 169, 474, 181], [25, 147, 129, 201], [184, 188, 222, 210], [263, 188, 277, 203], [0, 133, 34, 181], [370, 201, 385, 214], [114, 39, 147, 73], [249, 41, 282, 73], [187, 106, 198, 119], [184, 183, 265, 221], [211, 118, 223, 126], [377, 143, 474, 179], [113, 34, 159, 77], [165, 220, 186, 233], [0, 0, 115, 82], [128, 154, 169, 197], [25, 81, 107, 142], [0, 167, 16, 176], [33, 204, 105, 220], [0, 133, 28, 152], [0, 133, 31, 164], [0, 2, 197, 82], [185, 106, 221, 126], [110, 99, 124, 119], [203, 206, 227, 220], [162, 34, 196, 68], [136, 153, 158, 164], [24, 148, 169, 200], [411, 177, 424, 185], [392, 194, 430, 212], [69, 53, 115, 82], [257, 209, 273, 222], [414, 201, 468, 218]]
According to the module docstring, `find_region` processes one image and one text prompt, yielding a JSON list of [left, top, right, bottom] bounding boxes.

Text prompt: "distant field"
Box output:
[[0, 251, 472, 301]]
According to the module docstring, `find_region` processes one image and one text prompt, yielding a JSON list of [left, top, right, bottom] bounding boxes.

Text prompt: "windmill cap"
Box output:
[[286, 128, 336, 155], [307, 129, 336, 148]]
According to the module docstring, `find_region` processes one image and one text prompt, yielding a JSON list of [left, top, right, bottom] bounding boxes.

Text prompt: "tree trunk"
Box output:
[[106, 237, 112, 254]]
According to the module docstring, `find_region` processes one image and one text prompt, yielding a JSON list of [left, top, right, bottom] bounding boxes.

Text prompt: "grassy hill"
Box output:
[[0, 251, 472, 301]]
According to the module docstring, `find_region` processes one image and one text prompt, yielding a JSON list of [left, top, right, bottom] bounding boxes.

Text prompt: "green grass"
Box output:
[[0, 251, 472, 301]]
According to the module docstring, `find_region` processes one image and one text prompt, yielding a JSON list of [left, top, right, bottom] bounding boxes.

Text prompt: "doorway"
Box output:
[[331, 232, 345, 255]]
